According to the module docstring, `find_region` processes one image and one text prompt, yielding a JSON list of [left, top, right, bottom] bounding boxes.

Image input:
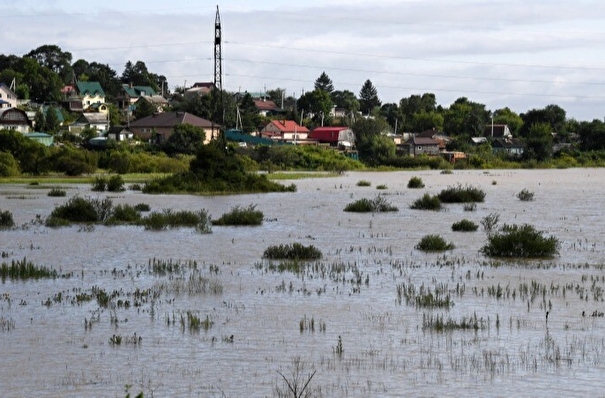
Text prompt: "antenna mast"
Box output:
[[214, 5, 222, 92]]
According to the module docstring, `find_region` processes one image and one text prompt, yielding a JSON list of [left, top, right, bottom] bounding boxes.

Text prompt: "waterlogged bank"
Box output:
[[1, 168, 604, 397]]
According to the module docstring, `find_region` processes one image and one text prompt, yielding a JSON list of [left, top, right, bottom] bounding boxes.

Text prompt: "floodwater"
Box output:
[[1, 168, 605, 397]]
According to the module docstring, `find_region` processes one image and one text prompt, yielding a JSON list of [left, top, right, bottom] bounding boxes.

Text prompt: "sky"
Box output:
[[4, 0, 605, 121]]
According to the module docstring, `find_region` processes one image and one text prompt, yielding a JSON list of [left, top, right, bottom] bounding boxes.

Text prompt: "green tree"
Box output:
[[238, 93, 261, 133], [359, 79, 381, 115], [443, 97, 488, 136], [520, 104, 566, 137], [411, 111, 444, 132], [45, 106, 61, 134], [578, 119, 605, 151], [380, 103, 402, 133], [133, 98, 156, 120], [399, 93, 437, 131], [314, 72, 334, 94], [162, 123, 206, 155], [121, 60, 159, 92], [297, 90, 334, 126], [524, 122, 553, 161], [34, 109, 46, 132], [24, 44, 73, 84], [0, 152, 20, 177], [331, 90, 360, 114], [352, 117, 391, 164]]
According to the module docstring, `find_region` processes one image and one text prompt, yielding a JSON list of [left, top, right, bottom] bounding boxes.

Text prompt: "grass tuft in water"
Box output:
[[415, 234, 455, 252], [263, 243, 322, 260], [47, 187, 67, 197], [438, 184, 485, 203], [0, 257, 58, 281], [0, 209, 15, 228], [344, 195, 398, 212], [407, 176, 425, 188], [410, 193, 442, 211], [212, 204, 263, 226], [452, 219, 478, 232]]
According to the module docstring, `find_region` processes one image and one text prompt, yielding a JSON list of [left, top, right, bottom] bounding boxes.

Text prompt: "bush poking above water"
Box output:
[[0, 210, 15, 229], [438, 184, 485, 203], [410, 193, 442, 211], [517, 188, 535, 201], [344, 195, 398, 213], [263, 243, 322, 260], [415, 234, 455, 252], [47, 188, 66, 197], [407, 176, 425, 189], [451, 219, 478, 232], [356, 180, 371, 187], [141, 209, 212, 233], [212, 204, 263, 226], [481, 224, 560, 258], [46, 196, 113, 225]]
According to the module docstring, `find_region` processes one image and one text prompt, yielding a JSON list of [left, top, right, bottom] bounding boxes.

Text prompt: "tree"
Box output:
[[121, 60, 159, 92], [133, 98, 157, 120], [379, 103, 402, 133], [520, 104, 566, 137], [297, 90, 334, 126], [411, 111, 444, 132], [314, 72, 334, 94], [24, 44, 73, 84], [331, 90, 360, 114], [359, 80, 381, 115], [45, 106, 61, 134], [524, 122, 553, 161], [578, 119, 605, 151], [34, 109, 46, 132], [443, 97, 488, 136], [352, 117, 391, 164], [400, 93, 438, 131], [238, 93, 261, 133], [162, 123, 206, 155]]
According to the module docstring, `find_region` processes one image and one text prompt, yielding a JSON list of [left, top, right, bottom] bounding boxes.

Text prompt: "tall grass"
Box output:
[[212, 204, 263, 226], [410, 193, 442, 211], [0, 210, 14, 228], [140, 209, 212, 233], [0, 257, 58, 281], [47, 187, 67, 197], [344, 195, 398, 212], [263, 243, 322, 260], [438, 184, 486, 203]]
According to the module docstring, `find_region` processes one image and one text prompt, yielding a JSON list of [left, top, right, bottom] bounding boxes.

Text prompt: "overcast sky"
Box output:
[[4, 0, 605, 121]]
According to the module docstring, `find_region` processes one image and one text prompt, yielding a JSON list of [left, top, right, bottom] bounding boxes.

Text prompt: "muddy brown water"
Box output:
[[1, 169, 605, 397]]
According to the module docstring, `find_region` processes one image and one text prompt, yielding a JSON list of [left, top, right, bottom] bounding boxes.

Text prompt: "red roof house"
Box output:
[[308, 126, 355, 147], [260, 120, 309, 142]]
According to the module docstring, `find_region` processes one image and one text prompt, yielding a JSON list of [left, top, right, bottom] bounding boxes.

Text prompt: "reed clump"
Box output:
[[407, 176, 425, 188], [0, 257, 58, 281], [46, 196, 113, 225], [344, 195, 398, 212], [410, 193, 442, 211], [481, 224, 560, 258], [356, 180, 371, 187], [263, 243, 322, 260], [47, 187, 66, 197], [212, 204, 263, 226], [141, 209, 212, 233], [517, 188, 535, 201], [438, 184, 486, 203], [452, 219, 478, 232], [415, 234, 455, 252], [0, 210, 14, 228], [422, 312, 486, 331]]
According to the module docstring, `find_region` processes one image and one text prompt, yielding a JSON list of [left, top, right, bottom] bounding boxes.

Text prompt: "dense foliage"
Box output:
[[415, 235, 455, 252], [343, 195, 398, 212], [212, 204, 264, 226], [262, 243, 322, 260], [438, 184, 486, 203], [410, 193, 442, 211], [481, 224, 560, 258]]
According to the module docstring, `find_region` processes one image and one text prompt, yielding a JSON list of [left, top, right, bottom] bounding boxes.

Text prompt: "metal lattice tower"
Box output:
[[214, 5, 222, 92]]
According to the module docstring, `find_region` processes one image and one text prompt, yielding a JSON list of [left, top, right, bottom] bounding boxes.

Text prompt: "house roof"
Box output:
[[77, 81, 105, 97], [77, 113, 108, 124], [483, 124, 510, 138], [416, 129, 439, 138], [266, 120, 309, 133], [254, 99, 280, 112], [403, 136, 440, 146], [192, 82, 215, 89], [0, 83, 17, 97], [138, 95, 169, 105], [493, 137, 524, 148], [129, 112, 217, 129], [123, 84, 157, 98]]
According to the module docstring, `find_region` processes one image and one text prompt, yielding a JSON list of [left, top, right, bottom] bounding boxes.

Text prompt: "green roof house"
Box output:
[[25, 132, 54, 146], [76, 81, 105, 109]]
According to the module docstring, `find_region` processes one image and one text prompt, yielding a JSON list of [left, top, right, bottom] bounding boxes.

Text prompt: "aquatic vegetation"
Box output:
[[212, 204, 263, 226], [410, 193, 442, 211], [481, 224, 560, 258], [481, 212, 500, 234], [129, 183, 142, 191], [356, 179, 371, 187], [140, 209, 212, 233], [407, 176, 425, 188], [344, 195, 398, 212], [276, 356, 318, 398], [415, 234, 455, 252], [397, 282, 454, 309], [133, 203, 151, 212], [517, 188, 535, 201], [0, 209, 14, 228], [376, 184, 388, 190], [0, 257, 59, 281], [105, 204, 142, 224], [46, 196, 113, 225], [452, 219, 479, 232], [438, 184, 486, 203], [91, 175, 125, 192], [463, 203, 477, 212], [47, 187, 66, 197], [263, 243, 322, 260], [422, 312, 486, 331], [0, 316, 15, 332]]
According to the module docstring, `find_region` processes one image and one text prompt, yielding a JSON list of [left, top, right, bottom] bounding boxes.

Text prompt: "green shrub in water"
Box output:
[[481, 224, 560, 258], [407, 176, 425, 189], [356, 180, 371, 187], [410, 193, 442, 211], [212, 204, 263, 226], [451, 219, 478, 232], [0, 210, 15, 228], [263, 243, 322, 260], [415, 234, 455, 252], [438, 184, 485, 203], [344, 195, 398, 213], [47, 188, 67, 197]]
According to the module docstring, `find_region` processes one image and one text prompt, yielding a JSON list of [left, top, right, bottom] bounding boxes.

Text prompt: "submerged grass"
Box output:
[[263, 243, 322, 260], [438, 184, 486, 203], [0, 257, 58, 281], [212, 204, 263, 226]]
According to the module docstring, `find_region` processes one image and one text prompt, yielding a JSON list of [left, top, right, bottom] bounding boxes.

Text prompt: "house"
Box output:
[[61, 85, 83, 112], [416, 129, 449, 151], [483, 124, 512, 139], [400, 135, 441, 156], [119, 84, 158, 110], [308, 126, 355, 148], [0, 83, 18, 109], [254, 99, 282, 117], [185, 82, 215, 98], [492, 137, 525, 157], [68, 113, 109, 135], [76, 81, 105, 109], [129, 111, 219, 144], [0, 108, 31, 133], [135, 95, 169, 113], [106, 126, 133, 142], [260, 120, 309, 143]]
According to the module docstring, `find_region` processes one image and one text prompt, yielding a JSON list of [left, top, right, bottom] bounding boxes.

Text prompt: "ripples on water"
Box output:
[[1, 169, 605, 397]]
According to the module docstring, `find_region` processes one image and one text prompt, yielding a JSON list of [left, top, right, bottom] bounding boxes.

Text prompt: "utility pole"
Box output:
[[213, 5, 225, 143]]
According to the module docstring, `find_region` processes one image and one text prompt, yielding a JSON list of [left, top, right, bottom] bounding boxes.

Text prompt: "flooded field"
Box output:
[[1, 168, 605, 397]]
